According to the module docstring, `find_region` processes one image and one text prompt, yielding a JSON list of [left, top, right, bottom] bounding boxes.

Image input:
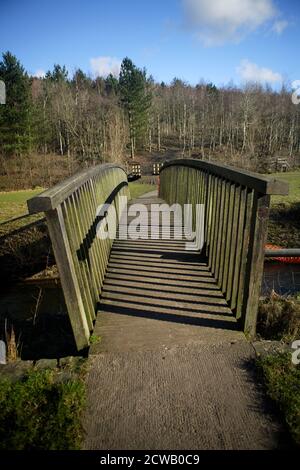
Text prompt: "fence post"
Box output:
[[46, 205, 90, 350], [240, 193, 271, 336]]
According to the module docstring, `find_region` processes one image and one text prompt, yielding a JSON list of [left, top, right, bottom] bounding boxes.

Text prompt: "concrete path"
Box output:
[[83, 194, 287, 450]]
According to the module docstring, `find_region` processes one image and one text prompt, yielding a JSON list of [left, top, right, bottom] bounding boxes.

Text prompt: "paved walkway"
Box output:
[[83, 192, 287, 450]]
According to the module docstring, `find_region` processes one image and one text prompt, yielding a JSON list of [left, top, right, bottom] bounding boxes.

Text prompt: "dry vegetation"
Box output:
[[0, 153, 79, 191], [257, 291, 300, 342]]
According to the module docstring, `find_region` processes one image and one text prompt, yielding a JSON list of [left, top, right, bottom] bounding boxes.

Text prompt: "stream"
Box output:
[[262, 262, 300, 296]]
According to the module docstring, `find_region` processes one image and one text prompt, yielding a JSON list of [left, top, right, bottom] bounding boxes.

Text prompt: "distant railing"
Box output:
[[152, 163, 163, 175], [159, 159, 288, 336], [28, 164, 129, 350]]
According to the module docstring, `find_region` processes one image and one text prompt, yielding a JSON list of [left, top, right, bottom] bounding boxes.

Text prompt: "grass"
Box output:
[[0, 188, 44, 223], [0, 368, 86, 450], [257, 352, 300, 447], [270, 170, 300, 206], [0, 170, 296, 223], [257, 292, 300, 446], [267, 170, 300, 247], [89, 334, 101, 344], [0, 181, 155, 224], [129, 180, 156, 199]]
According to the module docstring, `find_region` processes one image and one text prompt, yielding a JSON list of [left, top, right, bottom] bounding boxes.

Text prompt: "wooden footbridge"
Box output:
[[28, 160, 288, 351]]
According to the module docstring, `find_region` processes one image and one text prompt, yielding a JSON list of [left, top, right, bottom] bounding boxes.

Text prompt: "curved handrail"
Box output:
[[28, 163, 127, 213], [160, 159, 288, 195], [159, 158, 289, 336], [27, 163, 129, 350]]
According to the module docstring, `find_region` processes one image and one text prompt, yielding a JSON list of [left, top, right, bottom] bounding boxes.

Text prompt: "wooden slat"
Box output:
[[45, 206, 90, 350], [226, 185, 241, 303], [161, 159, 289, 195], [235, 189, 253, 320], [25, 156, 289, 349], [239, 194, 271, 336], [63, 198, 94, 329], [230, 187, 247, 310], [27, 163, 127, 213], [217, 180, 230, 289]]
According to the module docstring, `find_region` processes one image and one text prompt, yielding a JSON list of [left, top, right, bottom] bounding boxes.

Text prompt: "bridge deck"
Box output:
[[84, 193, 285, 450], [91, 193, 242, 353]]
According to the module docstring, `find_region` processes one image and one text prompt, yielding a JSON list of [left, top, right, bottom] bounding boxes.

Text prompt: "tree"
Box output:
[[45, 64, 68, 82], [105, 74, 119, 95], [0, 51, 33, 156], [119, 57, 152, 158]]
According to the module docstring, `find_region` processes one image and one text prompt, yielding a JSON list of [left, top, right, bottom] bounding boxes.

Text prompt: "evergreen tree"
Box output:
[[119, 57, 152, 158], [206, 82, 218, 96], [45, 64, 68, 82], [72, 68, 90, 90], [105, 73, 119, 95], [0, 51, 33, 156]]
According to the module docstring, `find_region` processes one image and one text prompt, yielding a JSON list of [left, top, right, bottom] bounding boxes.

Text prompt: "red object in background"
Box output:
[[265, 244, 300, 264]]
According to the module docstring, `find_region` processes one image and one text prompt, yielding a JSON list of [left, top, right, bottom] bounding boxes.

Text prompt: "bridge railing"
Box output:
[[159, 159, 288, 336], [28, 164, 129, 350]]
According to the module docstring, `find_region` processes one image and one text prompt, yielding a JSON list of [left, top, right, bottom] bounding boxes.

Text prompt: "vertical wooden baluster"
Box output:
[[90, 176, 108, 286], [218, 181, 230, 289], [213, 178, 225, 280], [230, 186, 247, 311], [240, 193, 271, 336], [211, 176, 220, 275], [236, 188, 253, 320], [74, 187, 99, 301], [70, 192, 96, 314], [204, 172, 211, 256], [226, 185, 241, 303], [83, 180, 103, 292], [93, 173, 109, 271], [63, 198, 94, 327], [81, 182, 102, 295], [45, 205, 90, 350], [222, 183, 235, 295], [207, 175, 217, 264]]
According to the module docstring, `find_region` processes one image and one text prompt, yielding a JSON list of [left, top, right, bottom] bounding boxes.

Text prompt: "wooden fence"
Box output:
[[159, 159, 288, 336], [28, 163, 129, 350]]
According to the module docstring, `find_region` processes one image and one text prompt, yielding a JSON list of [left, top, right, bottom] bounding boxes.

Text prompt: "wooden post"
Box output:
[[46, 206, 90, 350], [240, 193, 271, 336]]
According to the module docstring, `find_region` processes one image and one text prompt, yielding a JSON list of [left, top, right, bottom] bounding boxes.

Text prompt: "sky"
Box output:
[[0, 0, 299, 88]]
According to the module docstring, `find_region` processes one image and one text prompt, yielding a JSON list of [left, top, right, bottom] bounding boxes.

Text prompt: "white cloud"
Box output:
[[34, 69, 46, 78], [182, 0, 279, 45], [272, 19, 288, 35], [237, 59, 282, 83], [90, 56, 121, 78]]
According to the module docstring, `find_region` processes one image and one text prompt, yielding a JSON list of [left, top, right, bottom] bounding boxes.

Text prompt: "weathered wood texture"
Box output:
[[27, 164, 129, 349], [27, 158, 288, 349], [160, 159, 288, 336], [92, 195, 243, 355]]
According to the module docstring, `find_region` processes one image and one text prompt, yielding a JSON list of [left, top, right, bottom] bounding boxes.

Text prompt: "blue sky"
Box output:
[[0, 0, 299, 87]]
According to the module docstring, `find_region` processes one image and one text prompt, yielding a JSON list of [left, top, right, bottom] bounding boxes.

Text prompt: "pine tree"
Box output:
[[119, 57, 152, 159], [45, 64, 68, 82], [105, 73, 119, 95], [0, 52, 33, 156]]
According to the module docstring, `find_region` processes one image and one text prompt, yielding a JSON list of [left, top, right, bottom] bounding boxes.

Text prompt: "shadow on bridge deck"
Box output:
[[91, 194, 244, 354], [84, 193, 287, 450]]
